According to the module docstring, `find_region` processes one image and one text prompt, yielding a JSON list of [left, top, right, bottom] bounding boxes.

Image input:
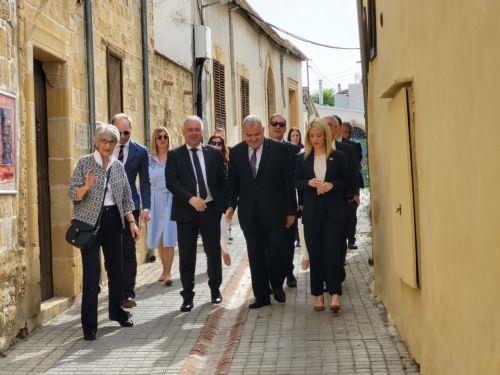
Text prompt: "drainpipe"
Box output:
[[141, 0, 151, 147], [228, 5, 238, 142], [84, 0, 95, 150]]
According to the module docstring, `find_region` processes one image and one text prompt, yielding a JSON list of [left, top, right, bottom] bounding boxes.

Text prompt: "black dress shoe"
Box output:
[[249, 298, 271, 309], [286, 274, 297, 288], [118, 319, 134, 327], [211, 291, 223, 304], [273, 288, 286, 303], [83, 331, 96, 341], [180, 300, 194, 312], [347, 242, 358, 250]]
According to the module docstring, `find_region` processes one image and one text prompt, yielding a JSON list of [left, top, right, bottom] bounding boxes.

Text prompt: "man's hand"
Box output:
[[285, 215, 296, 229], [141, 209, 151, 223], [188, 196, 207, 212], [316, 182, 333, 195], [308, 178, 321, 188], [225, 207, 234, 224], [352, 195, 360, 207]]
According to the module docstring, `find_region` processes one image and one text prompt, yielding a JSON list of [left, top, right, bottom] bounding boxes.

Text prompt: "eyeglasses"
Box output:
[[120, 131, 130, 136], [98, 139, 117, 146], [271, 121, 286, 128], [156, 135, 169, 140], [210, 141, 223, 147]]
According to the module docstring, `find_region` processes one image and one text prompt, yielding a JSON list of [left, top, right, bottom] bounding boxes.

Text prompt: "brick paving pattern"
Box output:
[[0, 189, 420, 374]]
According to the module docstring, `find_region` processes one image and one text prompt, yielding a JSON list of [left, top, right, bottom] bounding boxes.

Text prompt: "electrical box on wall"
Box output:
[[194, 25, 212, 60]]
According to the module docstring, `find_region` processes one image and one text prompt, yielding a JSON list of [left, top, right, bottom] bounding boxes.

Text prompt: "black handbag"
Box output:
[[66, 169, 111, 249]]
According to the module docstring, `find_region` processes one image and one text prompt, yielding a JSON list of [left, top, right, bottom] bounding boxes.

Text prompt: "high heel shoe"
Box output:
[[313, 296, 325, 311], [330, 294, 341, 313]]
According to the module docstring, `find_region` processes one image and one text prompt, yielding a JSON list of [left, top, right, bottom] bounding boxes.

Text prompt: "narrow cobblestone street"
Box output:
[[0, 191, 419, 374]]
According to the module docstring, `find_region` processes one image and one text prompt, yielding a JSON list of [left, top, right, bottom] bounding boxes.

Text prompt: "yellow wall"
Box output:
[[364, 1, 500, 374]]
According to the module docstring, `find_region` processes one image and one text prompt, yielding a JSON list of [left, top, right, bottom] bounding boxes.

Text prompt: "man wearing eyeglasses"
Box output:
[[268, 114, 301, 289], [112, 113, 151, 309]]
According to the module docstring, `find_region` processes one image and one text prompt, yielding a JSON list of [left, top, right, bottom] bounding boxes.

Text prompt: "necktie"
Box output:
[[118, 144, 125, 163], [190, 148, 208, 199], [250, 149, 257, 178]]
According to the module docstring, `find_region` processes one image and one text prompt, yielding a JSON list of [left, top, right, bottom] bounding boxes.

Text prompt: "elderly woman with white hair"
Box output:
[[69, 124, 140, 341]]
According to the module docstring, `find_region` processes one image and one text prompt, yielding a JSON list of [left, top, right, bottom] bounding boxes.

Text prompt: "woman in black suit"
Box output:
[[295, 118, 348, 312]]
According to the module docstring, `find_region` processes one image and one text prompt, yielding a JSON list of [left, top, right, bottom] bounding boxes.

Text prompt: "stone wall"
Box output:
[[0, 0, 192, 353]]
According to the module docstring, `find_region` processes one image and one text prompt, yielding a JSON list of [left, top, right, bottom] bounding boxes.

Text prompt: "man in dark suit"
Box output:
[[112, 113, 151, 308], [226, 115, 297, 309], [267, 114, 301, 288], [166, 115, 226, 312], [340, 120, 363, 249], [324, 116, 359, 282]]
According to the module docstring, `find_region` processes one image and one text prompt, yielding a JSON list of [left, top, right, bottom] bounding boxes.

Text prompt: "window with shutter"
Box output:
[[240, 77, 250, 124], [107, 51, 123, 122], [213, 59, 227, 130]]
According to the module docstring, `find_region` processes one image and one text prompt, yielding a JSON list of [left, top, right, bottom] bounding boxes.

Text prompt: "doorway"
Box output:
[[33, 59, 53, 301]]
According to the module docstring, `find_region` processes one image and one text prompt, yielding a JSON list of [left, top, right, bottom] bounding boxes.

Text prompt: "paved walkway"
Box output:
[[0, 190, 420, 374]]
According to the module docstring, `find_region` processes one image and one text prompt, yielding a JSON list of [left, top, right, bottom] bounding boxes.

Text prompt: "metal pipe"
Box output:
[[196, 62, 204, 119], [84, 0, 95, 150], [140, 0, 151, 147], [228, 5, 238, 142]]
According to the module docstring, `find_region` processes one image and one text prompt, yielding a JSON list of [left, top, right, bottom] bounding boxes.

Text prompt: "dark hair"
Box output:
[[287, 127, 303, 147], [208, 135, 228, 164], [333, 115, 343, 125], [269, 113, 286, 124]]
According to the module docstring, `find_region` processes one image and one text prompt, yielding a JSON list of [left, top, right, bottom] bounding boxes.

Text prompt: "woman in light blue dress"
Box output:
[[147, 127, 177, 286]]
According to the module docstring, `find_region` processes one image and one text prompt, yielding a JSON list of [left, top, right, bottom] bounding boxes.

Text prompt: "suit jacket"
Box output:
[[283, 140, 303, 207], [343, 138, 363, 190], [226, 138, 297, 231], [124, 140, 151, 210], [335, 140, 359, 197], [295, 150, 348, 224], [166, 144, 226, 223]]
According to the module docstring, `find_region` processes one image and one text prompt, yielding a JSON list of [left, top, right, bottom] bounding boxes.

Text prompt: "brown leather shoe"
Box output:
[[122, 297, 137, 308]]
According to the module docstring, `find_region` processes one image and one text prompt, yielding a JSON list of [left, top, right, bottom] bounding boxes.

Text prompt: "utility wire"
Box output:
[[240, 6, 360, 50]]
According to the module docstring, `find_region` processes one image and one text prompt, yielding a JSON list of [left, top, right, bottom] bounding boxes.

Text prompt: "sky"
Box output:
[[246, 0, 361, 95]]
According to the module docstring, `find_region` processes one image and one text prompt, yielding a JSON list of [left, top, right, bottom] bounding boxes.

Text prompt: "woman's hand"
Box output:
[[84, 169, 97, 189], [129, 222, 140, 242], [308, 178, 321, 188], [317, 182, 334, 195]]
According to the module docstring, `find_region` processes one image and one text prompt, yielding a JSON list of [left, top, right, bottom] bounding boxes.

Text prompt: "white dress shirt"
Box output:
[[186, 143, 213, 203], [93, 150, 116, 206], [248, 143, 264, 173], [113, 139, 130, 164]]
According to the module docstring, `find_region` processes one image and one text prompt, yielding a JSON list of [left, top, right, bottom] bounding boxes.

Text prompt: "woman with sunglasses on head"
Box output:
[[287, 127, 305, 150], [147, 127, 177, 285], [69, 124, 139, 341], [208, 134, 232, 266]]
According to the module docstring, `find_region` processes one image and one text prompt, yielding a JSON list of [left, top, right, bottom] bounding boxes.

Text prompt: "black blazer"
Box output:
[[226, 139, 297, 231], [283, 141, 304, 207], [335, 140, 359, 197], [295, 150, 349, 224], [124, 140, 151, 210], [166, 144, 226, 223]]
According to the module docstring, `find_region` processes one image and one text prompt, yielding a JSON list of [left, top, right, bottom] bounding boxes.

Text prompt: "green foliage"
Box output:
[[311, 88, 335, 107]]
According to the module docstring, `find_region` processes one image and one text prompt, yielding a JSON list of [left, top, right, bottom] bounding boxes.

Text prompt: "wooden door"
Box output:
[[389, 87, 419, 288], [34, 60, 53, 301]]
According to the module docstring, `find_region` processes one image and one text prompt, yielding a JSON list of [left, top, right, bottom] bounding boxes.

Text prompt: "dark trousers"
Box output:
[[176, 202, 222, 301], [346, 200, 358, 244], [80, 206, 128, 335], [242, 207, 287, 300], [285, 219, 298, 277], [303, 203, 343, 296], [122, 209, 139, 299]]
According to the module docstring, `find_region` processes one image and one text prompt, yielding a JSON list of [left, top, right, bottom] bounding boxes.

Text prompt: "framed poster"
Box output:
[[0, 91, 17, 193]]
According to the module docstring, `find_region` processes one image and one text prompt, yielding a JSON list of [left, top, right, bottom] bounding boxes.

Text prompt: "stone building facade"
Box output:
[[0, 0, 192, 352]]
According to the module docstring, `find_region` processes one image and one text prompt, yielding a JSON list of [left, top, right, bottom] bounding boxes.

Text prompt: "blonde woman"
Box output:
[[295, 118, 348, 312], [147, 127, 177, 286]]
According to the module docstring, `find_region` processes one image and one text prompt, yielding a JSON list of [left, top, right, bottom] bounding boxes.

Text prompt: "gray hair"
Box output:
[[269, 113, 286, 123], [341, 121, 352, 129], [323, 115, 339, 126], [94, 124, 119, 143], [112, 113, 132, 126], [183, 115, 204, 130], [243, 115, 264, 128]]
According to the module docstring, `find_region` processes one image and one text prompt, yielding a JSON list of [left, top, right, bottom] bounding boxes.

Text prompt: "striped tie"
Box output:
[[250, 149, 257, 178]]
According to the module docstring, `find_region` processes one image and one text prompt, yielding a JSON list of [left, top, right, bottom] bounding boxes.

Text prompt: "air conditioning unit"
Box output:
[[194, 25, 212, 60]]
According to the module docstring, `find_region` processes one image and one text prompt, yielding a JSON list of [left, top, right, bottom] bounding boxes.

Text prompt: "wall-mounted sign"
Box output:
[[0, 91, 17, 193]]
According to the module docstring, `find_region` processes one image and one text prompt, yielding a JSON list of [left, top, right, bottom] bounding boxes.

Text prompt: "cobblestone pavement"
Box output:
[[0, 189, 420, 374]]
